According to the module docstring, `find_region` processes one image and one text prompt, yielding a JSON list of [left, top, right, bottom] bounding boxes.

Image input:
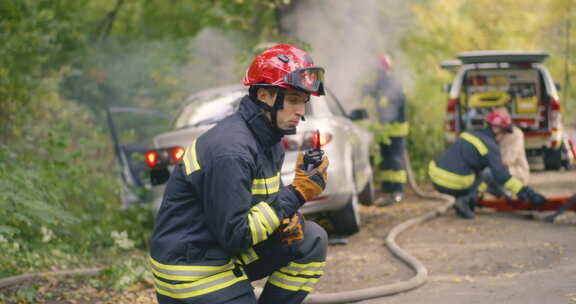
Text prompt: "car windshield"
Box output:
[[173, 90, 245, 129]]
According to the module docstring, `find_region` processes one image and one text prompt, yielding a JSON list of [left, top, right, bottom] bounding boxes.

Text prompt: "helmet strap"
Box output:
[[272, 89, 296, 135]]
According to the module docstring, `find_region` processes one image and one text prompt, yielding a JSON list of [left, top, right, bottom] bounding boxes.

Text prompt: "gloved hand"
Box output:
[[517, 186, 547, 206], [277, 212, 305, 245], [291, 151, 329, 202]]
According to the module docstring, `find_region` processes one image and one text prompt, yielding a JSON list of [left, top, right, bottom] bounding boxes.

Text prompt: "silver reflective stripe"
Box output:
[[154, 270, 247, 299], [149, 256, 235, 281], [251, 173, 280, 194], [282, 264, 324, 276], [269, 272, 318, 292], [248, 212, 265, 244], [239, 248, 259, 265], [254, 203, 277, 232]]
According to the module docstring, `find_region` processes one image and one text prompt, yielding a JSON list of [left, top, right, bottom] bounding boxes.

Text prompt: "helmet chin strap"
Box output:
[[271, 89, 296, 135]]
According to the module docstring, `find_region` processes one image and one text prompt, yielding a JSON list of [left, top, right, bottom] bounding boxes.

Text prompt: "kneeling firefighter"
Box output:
[[428, 109, 546, 219], [149, 44, 329, 304]]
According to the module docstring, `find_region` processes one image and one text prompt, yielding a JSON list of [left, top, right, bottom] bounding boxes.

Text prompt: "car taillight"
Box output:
[[549, 96, 561, 129], [145, 150, 158, 168], [446, 97, 458, 133], [282, 131, 332, 151], [171, 146, 185, 162], [145, 146, 185, 168]]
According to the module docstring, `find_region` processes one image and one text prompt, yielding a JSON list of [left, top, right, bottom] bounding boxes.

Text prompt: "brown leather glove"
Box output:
[[292, 151, 329, 202], [277, 212, 305, 245]]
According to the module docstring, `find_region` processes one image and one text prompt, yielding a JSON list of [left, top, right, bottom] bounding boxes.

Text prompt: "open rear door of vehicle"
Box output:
[[105, 106, 170, 208]]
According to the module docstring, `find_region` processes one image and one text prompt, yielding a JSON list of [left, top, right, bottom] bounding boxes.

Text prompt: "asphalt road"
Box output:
[[356, 169, 576, 304]]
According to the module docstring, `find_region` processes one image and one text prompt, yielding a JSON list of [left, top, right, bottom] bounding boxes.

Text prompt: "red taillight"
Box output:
[[145, 150, 158, 168], [146, 146, 185, 168], [446, 98, 458, 132], [171, 146, 185, 162], [282, 137, 300, 150], [549, 96, 561, 129]]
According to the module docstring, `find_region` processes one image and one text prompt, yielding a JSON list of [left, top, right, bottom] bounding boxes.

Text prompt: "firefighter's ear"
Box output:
[[256, 87, 278, 106]]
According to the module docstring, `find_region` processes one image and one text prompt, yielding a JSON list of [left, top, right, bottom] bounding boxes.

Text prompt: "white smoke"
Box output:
[[280, 0, 413, 110]]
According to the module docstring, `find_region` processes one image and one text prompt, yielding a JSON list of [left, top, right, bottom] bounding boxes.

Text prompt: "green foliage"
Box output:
[[98, 253, 151, 290], [0, 0, 296, 292]]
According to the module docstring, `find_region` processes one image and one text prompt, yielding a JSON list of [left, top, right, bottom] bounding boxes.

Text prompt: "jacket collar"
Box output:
[[238, 95, 283, 147]]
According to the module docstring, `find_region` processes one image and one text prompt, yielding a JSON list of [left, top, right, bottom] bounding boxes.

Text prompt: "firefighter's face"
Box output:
[[492, 126, 506, 142], [276, 90, 308, 130], [258, 88, 308, 130]]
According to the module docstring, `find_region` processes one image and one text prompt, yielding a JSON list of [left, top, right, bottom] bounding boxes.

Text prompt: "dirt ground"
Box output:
[[315, 168, 576, 304], [2, 169, 574, 304]]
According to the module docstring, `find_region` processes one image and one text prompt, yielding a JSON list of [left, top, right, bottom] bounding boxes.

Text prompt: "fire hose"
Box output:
[[301, 150, 454, 303]]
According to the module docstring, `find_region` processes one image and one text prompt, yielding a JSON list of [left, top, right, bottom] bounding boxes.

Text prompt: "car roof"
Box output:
[[183, 84, 246, 103], [456, 50, 549, 64]]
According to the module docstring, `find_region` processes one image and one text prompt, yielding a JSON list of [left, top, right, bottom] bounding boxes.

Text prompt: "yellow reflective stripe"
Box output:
[[183, 139, 201, 175], [251, 173, 280, 195], [460, 132, 488, 156], [280, 261, 325, 276], [248, 213, 263, 245], [149, 256, 235, 281], [154, 270, 247, 299], [379, 169, 407, 183], [268, 271, 319, 292], [504, 176, 524, 195], [478, 181, 488, 194], [387, 121, 409, 137], [239, 248, 259, 265], [247, 202, 280, 245], [259, 202, 280, 229], [428, 161, 475, 190]]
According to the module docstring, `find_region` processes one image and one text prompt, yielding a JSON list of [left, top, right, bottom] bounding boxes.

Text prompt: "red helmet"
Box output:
[[379, 55, 392, 70], [486, 109, 513, 132], [243, 44, 325, 96]]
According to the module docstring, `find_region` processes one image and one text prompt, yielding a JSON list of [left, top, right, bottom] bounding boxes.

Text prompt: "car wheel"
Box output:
[[543, 147, 562, 170], [358, 174, 375, 206], [330, 193, 361, 236]]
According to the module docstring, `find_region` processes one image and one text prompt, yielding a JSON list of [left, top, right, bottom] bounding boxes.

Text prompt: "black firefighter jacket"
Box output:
[[149, 95, 304, 299], [428, 128, 524, 196]]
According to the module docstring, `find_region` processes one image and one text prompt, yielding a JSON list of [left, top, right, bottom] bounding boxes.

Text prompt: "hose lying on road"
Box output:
[[0, 268, 102, 289], [302, 151, 454, 304], [0, 151, 454, 304]]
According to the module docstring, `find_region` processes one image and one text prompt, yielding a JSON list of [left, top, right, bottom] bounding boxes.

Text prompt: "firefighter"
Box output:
[[365, 55, 408, 206], [149, 44, 329, 304], [428, 109, 546, 219], [481, 107, 530, 198], [496, 107, 530, 184]]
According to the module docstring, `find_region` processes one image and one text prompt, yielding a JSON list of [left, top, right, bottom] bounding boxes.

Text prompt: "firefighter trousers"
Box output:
[[156, 220, 328, 304], [379, 137, 407, 193]]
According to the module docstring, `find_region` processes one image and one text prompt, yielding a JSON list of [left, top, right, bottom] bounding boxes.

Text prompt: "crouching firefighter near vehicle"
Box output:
[[428, 109, 546, 219], [149, 44, 329, 304], [364, 55, 409, 206]]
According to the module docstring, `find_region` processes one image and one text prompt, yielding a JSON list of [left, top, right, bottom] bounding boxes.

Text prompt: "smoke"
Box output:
[[181, 28, 245, 94], [280, 0, 413, 110]]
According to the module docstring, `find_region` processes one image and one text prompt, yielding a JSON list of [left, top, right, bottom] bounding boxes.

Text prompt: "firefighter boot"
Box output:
[[454, 196, 475, 219]]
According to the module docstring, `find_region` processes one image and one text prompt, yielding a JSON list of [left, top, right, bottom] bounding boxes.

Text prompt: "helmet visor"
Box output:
[[284, 67, 325, 94]]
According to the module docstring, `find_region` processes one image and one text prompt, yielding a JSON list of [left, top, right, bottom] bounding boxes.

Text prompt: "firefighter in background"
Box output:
[[428, 109, 546, 219], [364, 55, 408, 206], [149, 44, 329, 304], [481, 107, 530, 198], [496, 107, 530, 184]]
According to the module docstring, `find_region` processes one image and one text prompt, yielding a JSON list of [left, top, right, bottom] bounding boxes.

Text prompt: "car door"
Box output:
[[105, 106, 171, 208]]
